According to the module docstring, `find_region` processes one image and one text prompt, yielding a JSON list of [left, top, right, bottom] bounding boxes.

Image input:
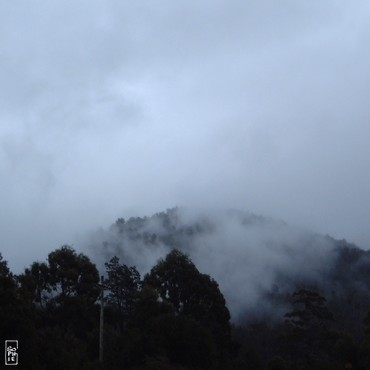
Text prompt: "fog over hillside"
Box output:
[[86, 207, 366, 322], [2, 2, 370, 368]]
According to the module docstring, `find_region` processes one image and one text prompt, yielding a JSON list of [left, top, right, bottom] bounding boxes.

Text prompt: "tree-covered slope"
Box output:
[[87, 207, 370, 329]]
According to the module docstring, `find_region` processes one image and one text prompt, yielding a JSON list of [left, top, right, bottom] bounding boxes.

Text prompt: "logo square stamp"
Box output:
[[5, 340, 18, 366]]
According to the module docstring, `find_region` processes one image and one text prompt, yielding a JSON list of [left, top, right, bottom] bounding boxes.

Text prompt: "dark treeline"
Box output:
[[0, 246, 233, 369], [1, 241, 370, 368]]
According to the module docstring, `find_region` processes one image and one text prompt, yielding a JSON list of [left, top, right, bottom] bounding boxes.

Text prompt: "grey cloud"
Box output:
[[0, 0, 369, 272]]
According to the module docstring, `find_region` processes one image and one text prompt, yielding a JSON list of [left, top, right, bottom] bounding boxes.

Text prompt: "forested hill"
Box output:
[[89, 207, 370, 328], [1, 207, 370, 369]]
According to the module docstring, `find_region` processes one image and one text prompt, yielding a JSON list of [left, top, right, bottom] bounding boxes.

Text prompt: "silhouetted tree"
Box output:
[[48, 245, 99, 304], [145, 249, 233, 368], [284, 289, 334, 367], [18, 261, 51, 309], [17, 246, 101, 369], [285, 289, 334, 332], [104, 256, 141, 332], [0, 254, 40, 368]]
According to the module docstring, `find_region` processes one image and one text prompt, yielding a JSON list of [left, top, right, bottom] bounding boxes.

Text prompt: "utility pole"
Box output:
[[99, 275, 105, 365]]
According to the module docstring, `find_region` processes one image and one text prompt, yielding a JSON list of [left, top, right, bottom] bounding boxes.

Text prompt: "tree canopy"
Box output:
[[1, 238, 370, 369]]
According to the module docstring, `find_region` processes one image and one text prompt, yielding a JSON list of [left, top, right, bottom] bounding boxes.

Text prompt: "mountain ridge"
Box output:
[[87, 207, 370, 330]]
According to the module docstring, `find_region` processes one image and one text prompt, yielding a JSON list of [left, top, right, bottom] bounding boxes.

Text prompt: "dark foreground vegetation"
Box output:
[[1, 242, 370, 369]]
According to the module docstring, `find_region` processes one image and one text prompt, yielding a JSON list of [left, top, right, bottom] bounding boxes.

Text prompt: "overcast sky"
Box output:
[[1, 0, 369, 271]]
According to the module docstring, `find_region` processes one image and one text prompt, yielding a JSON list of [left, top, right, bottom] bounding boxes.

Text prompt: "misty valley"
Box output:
[[1, 207, 370, 369]]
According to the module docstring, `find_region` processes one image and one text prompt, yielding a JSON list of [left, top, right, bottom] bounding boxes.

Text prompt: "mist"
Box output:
[[85, 207, 340, 321], [1, 1, 370, 273]]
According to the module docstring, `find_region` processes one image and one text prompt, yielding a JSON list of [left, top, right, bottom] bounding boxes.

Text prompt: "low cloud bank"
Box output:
[[86, 207, 343, 322]]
